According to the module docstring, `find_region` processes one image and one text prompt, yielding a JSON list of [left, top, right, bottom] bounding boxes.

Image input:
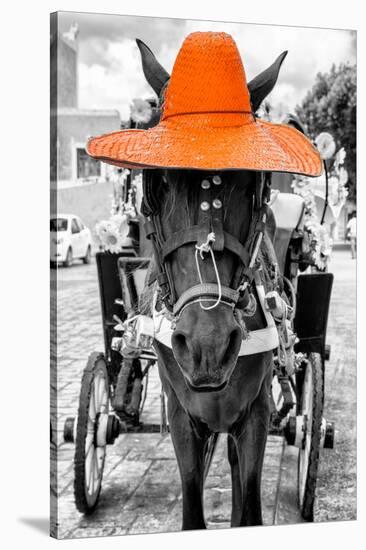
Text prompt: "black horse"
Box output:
[[137, 39, 287, 529]]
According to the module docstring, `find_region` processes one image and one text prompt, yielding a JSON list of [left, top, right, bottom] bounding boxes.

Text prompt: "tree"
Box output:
[[295, 63, 356, 201]]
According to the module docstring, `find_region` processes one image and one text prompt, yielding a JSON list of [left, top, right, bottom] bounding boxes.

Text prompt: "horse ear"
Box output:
[[283, 113, 306, 134], [136, 38, 170, 97], [248, 51, 288, 113]]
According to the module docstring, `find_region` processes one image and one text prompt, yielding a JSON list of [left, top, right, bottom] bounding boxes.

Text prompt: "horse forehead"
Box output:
[[168, 172, 252, 208], [155, 171, 254, 242]]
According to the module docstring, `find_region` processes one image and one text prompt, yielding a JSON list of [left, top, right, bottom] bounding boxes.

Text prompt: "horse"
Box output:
[[135, 40, 287, 529]]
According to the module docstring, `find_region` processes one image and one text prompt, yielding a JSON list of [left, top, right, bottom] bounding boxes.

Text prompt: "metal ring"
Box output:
[[200, 201, 210, 211]]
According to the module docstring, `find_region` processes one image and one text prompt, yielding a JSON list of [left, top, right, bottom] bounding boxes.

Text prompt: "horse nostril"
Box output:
[[173, 331, 187, 352], [172, 330, 200, 364], [222, 326, 242, 365], [172, 330, 190, 359]]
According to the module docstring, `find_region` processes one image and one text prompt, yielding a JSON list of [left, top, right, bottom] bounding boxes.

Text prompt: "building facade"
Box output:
[[51, 20, 120, 188], [51, 16, 121, 233]]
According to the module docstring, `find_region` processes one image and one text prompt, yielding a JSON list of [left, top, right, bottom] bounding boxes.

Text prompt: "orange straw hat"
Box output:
[[87, 32, 322, 176]]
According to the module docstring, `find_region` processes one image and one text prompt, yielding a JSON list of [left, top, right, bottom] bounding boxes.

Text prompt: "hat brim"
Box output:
[[87, 118, 322, 177]]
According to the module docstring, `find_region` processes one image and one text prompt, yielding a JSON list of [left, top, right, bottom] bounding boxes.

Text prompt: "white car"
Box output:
[[50, 214, 92, 266]]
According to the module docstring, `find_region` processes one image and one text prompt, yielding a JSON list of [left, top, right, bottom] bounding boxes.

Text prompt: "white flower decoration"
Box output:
[[338, 167, 348, 187], [315, 132, 336, 160], [95, 221, 123, 253], [335, 147, 346, 167]]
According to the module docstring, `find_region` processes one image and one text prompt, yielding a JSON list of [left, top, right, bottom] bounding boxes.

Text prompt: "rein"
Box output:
[[194, 232, 223, 310], [141, 171, 272, 321]]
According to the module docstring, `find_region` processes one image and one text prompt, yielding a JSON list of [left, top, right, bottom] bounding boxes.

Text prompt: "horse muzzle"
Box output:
[[171, 304, 243, 392]]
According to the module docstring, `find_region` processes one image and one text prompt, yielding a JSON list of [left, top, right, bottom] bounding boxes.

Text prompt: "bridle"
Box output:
[[141, 170, 272, 321]]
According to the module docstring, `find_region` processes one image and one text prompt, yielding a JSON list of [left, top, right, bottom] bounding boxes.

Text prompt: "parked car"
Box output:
[[50, 214, 92, 267]]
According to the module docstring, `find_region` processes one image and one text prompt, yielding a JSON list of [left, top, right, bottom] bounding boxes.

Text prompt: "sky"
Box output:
[[58, 11, 357, 120]]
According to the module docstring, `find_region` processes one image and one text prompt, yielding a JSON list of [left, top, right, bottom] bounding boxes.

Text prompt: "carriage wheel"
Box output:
[[298, 352, 323, 521], [74, 352, 109, 514]]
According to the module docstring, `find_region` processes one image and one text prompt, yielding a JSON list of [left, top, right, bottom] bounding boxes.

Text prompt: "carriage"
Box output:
[[63, 186, 335, 521], [62, 31, 337, 528]]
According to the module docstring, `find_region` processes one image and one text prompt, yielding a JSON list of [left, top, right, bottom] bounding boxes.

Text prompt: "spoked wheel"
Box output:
[[298, 352, 323, 521], [74, 352, 110, 514]]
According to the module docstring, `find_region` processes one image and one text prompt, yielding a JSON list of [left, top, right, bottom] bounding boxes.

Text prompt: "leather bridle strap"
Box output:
[[231, 177, 270, 291], [160, 226, 208, 258], [173, 283, 239, 317], [160, 226, 251, 266]]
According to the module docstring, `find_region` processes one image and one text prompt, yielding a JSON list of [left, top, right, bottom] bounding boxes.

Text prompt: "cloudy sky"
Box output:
[[58, 11, 356, 120]]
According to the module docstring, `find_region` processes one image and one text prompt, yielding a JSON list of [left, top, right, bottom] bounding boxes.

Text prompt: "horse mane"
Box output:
[[139, 260, 158, 316]]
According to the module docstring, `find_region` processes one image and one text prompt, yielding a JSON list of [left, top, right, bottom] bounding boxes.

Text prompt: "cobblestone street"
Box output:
[[50, 248, 356, 539]]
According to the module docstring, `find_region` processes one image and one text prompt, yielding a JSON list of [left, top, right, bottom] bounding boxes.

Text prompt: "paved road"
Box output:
[[315, 250, 356, 522], [50, 249, 356, 538]]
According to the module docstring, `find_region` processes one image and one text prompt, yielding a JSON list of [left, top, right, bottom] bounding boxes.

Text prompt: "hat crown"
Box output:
[[162, 32, 252, 120]]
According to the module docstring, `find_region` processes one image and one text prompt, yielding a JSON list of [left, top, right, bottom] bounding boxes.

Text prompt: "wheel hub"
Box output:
[[106, 415, 121, 444], [284, 414, 335, 450], [284, 414, 306, 448], [94, 412, 121, 446]]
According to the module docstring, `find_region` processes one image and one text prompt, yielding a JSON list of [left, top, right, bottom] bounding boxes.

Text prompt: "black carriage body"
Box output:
[[96, 251, 152, 363], [96, 250, 135, 363], [294, 272, 333, 360]]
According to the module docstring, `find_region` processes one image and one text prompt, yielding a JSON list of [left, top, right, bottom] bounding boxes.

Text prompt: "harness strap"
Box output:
[[232, 201, 269, 290], [224, 233, 251, 266], [161, 226, 207, 258], [211, 187, 225, 251], [255, 172, 264, 210], [143, 219, 156, 239], [173, 283, 239, 316], [161, 227, 251, 266]]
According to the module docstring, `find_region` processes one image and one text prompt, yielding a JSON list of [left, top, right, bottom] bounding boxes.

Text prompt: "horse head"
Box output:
[[137, 40, 287, 392], [150, 169, 258, 391]]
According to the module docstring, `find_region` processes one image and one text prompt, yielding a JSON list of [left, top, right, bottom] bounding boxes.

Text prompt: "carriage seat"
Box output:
[[268, 192, 305, 275]]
